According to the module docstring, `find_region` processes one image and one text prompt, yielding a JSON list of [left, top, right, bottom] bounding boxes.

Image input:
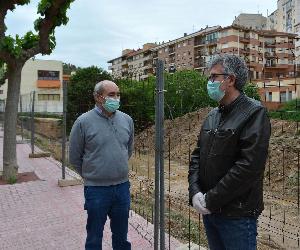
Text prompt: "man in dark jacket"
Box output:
[[188, 54, 271, 250]]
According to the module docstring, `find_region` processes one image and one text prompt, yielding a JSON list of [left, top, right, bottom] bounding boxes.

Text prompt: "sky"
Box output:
[[6, 0, 278, 70]]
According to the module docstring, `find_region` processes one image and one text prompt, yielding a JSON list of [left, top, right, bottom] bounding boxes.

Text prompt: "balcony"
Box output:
[[239, 35, 250, 43], [169, 48, 175, 54], [265, 52, 275, 58], [242, 48, 250, 54], [265, 63, 276, 68], [206, 38, 218, 45], [194, 60, 206, 68], [152, 52, 158, 59], [194, 39, 206, 47], [265, 41, 276, 47]]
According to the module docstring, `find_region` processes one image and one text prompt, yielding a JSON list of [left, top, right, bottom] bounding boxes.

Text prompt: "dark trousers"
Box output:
[[84, 181, 131, 250], [203, 214, 257, 250]]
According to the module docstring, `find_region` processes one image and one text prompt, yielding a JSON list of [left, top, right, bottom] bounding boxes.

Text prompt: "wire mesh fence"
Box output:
[[13, 69, 300, 249]]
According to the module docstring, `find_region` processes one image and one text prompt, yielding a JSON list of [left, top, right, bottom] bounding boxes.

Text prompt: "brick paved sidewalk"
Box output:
[[0, 131, 183, 250]]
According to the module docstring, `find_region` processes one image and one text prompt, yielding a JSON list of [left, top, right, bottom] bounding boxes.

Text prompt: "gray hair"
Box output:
[[207, 54, 248, 91], [93, 80, 115, 97]]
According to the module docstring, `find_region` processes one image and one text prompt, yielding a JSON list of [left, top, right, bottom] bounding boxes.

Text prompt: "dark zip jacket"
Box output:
[[188, 94, 271, 217]]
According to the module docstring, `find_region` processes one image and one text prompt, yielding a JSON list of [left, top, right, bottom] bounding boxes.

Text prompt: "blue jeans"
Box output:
[[203, 214, 257, 250], [84, 181, 131, 250]]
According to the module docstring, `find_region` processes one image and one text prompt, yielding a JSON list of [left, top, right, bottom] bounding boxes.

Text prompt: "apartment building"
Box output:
[[254, 77, 300, 110], [108, 43, 156, 80], [218, 25, 297, 80], [219, 25, 299, 109], [108, 24, 296, 79], [232, 13, 267, 30], [267, 0, 300, 63], [107, 26, 221, 79], [151, 26, 221, 74], [0, 59, 64, 113]]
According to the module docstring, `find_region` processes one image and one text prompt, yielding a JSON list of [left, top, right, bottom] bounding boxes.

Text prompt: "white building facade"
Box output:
[[0, 59, 63, 113]]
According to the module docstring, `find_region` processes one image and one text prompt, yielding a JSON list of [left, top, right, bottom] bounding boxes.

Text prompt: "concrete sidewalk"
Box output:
[[0, 131, 182, 250]]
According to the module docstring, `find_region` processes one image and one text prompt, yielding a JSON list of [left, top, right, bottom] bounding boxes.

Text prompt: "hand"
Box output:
[[192, 192, 211, 215]]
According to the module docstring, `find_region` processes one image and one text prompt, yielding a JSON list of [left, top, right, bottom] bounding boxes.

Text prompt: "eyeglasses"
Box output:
[[208, 73, 229, 83]]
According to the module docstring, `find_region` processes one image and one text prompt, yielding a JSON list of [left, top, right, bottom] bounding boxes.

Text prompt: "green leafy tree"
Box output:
[[0, 0, 74, 181], [244, 83, 261, 101], [115, 70, 262, 131], [116, 77, 156, 132], [67, 66, 111, 132], [63, 62, 79, 75], [163, 70, 215, 118]]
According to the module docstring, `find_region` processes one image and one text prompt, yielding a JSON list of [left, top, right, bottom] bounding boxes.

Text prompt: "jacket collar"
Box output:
[[218, 93, 245, 115]]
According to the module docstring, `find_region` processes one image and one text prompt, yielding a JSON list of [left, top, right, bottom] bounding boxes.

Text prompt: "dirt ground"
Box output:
[[132, 108, 300, 249], [25, 107, 300, 249], [0, 171, 40, 185]]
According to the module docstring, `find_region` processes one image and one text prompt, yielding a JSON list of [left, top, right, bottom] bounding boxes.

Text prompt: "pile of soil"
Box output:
[[135, 108, 300, 198]]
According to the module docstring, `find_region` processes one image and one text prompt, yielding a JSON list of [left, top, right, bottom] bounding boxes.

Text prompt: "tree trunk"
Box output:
[[2, 63, 23, 181]]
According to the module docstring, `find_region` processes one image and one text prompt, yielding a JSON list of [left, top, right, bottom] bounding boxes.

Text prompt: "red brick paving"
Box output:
[[0, 131, 182, 250]]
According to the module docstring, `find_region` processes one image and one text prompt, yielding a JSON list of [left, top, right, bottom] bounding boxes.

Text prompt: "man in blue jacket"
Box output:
[[69, 80, 134, 250], [188, 54, 271, 250]]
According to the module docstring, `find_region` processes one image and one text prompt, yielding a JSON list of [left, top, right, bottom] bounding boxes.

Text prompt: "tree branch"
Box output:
[[21, 45, 40, 60], [22, 0, 73, 59], [0, 49, 16, 65], [38, 0, 71, 53], [0, 1, 30, 38]]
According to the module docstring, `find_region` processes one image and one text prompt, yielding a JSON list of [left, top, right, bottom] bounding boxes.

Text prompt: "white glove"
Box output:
[[192, 192, 211, 215]]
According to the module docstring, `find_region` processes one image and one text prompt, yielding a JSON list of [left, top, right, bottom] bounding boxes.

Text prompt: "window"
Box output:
[[222, 43, 228, 49], [221, 31, 228, 37], [178, 43, 181, 48], [265, 72, 273, 78], [0, 90, 3, 94], [287, 90, 293, 101], [38, 70, 59, 80], [164, 48, 168, 52], [280, 92, 287, 102], [266, 92, 272, 101], [38, 94, 60, 101]]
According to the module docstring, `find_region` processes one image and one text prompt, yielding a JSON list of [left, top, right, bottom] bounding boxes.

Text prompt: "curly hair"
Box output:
[[207, 54, 248, 91]]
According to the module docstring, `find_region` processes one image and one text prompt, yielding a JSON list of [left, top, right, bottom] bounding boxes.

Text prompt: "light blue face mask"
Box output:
[[207, 80, 225, 102], [103, 97, 120, 113]]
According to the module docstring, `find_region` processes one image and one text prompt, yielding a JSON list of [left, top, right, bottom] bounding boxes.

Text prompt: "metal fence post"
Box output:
[[19, 95, 24, 140], [154, 59, 165, 250], [30, 91, 35, 154], [62, 80, 67, 179]]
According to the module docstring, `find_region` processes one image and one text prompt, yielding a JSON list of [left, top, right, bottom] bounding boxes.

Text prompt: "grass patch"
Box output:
[[7, 176, 17, 184]]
